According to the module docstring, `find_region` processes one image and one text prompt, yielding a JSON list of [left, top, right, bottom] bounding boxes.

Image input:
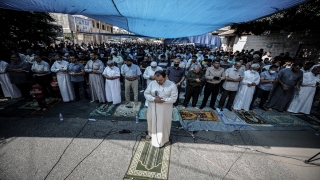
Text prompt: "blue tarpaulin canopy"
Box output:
[[0, 0, 307, 38], [164, 34, 222, 48]]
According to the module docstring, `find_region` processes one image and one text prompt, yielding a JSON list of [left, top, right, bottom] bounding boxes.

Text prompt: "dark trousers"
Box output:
[[36, 97, 46, 108], [35, 75, 52, 97], [183, 85, 201, 107], [72, 81, 89, 99], [15, 83, 31, 99], [250, 87, 270, 108], [201, 83, 220, 108], [218, 88, 237, 108], [174, 85, 181, 106], [140, 75, 147, 89]]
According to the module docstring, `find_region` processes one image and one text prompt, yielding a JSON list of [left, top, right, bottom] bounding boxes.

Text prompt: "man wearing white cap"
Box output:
[[102, 60, 121, 105], [143, 61, 163, 107]]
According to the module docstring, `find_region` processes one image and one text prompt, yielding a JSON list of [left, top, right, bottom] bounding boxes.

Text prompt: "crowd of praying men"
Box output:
[[0, 41, 320, 114]]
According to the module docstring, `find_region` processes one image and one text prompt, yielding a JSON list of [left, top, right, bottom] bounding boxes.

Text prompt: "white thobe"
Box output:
[[288, 72, 320, 114], [233, 70, 260, 111], [102, 66, 121, 104], [143, 66, 163, 107], [51, 60, 75, 102], [0, 61, 21, 98], [85, 59, 106, 103], [144, 80, 178, 147]]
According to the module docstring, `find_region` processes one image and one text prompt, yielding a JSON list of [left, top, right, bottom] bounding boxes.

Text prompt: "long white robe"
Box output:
[[288, 72, 320, 114], [85, 59, 106, 103], [143, 66, 163, 106], [51, 60, 75, 102], [0, 61, 21, 98], [102, 66, 121, 104], [233, 70, 260, 111], [144, 80, 178, 147]]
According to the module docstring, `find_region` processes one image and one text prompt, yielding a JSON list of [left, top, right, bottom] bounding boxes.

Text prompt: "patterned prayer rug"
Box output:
[[139, 107, 181, 122], [220, 110, 248, 126], [0, 98, 19, 110], [293, 114, 320, 128], [89, 103, 118, 117], [259, 112, 311, 127], [124, 136, 171, 180], [31, 99, 61, 114], [18, 98, 56, 110], [234, 110, 269, 125], [113, 101, 141, 117], [179, 110, 220, 122]]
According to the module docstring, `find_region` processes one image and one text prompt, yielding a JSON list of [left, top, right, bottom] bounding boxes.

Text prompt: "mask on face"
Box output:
[[152, 68, 156, 71], [127, 64, 132, 67], [174, 63, 179, 67], [269, 70, 276, 74]]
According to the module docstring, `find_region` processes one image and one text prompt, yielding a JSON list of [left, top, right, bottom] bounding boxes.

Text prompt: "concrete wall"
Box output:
[[232, 31, 320, 62]]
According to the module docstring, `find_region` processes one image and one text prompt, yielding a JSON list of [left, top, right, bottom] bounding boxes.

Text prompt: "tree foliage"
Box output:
[[0, 8, 61, 53], [231, 0, 320, 36]]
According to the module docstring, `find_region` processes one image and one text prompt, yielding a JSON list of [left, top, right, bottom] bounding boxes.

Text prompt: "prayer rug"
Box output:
[[18, 98, 56, 110], [113, 101, 141, 117], [31, 99, 61, 115], [220, 110, 248, 126], [0, 98, 19, 109], [89, 103, 118, 117], [233, 110, 269, 125], [139, 107, 181, 122], [293, 114, 320, 128], [179, 110, 220, 122], [259, 112, 310, 127], [124, 136, 171, 180]]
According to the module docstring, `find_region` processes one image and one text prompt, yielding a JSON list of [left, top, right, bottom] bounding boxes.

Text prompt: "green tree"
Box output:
[[0, 8, 61, 55], [231, 0, 320, 36]]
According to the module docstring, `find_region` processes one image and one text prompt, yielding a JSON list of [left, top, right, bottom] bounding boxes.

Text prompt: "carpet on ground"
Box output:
[[89, 103, 118, 117], [259, 112, 311, 127], [220, 109, 248, 126], [179, 109, 220, 122], [18, 98, 56, 110], [113, 101, 141, 117], [124, 136, 171, 180], [293, 114, 320, 128], [31, 99, 61, 114], [0, 98, 20, 109], [233, 110, 269, 125], [139, 107, 181, 122]]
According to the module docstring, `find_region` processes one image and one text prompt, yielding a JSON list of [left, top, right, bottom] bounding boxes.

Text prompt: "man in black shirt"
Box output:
[[166, 59, 185, 106]]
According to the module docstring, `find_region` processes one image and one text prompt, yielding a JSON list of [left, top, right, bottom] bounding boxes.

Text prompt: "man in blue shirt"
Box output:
[[166, 59, 185, 106], [250, 65, 278, 110], [68, 54, 89, 101]]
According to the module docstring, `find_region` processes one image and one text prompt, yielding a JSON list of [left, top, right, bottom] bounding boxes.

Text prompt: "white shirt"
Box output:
[[31, 60, 50, 76], [143, 66, 163, 85]]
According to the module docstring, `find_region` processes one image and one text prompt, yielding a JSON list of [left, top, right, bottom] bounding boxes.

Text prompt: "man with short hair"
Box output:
[[166, 59, 185, 106], [186, 55, 200, 71], [67, 54, 89, 101], [158, 55, 169, 70], [246, 54, 261, 70], [144, 70, 178, 147], [218, 62, 244, 111], [121, 58, 141, 105], [200, 60, 225, 110], [85, 52, 106, 103], [25, 49, 35, 64], [51, 54, 75, 102], [266, 63, 303, 112], [31, 54, 52, 97], [233, 64, 261, 111], [102, 60, 121, 105], [183, 65, 205, 109]]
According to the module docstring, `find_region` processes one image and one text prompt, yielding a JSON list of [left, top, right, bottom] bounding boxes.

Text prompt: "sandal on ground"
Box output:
[[146, 135, 152, 141]]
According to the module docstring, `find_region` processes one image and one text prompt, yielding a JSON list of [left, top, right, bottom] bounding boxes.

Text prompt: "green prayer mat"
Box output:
[[31, 99, 61, 114], [293, 114, 320, 128], [259, 112, 310, 127], [138, 107, 181, 122], [234, 110, 269, 125], [18, 98, 56, 110], [124, 136, 171, 180], [89, 103, 118, 117]]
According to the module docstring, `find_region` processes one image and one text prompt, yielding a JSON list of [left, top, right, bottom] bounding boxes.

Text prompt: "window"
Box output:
[[92, 21, 95, 27], [107, 26, 109, 31], [96, 23, 99, 29], [111, 28, 113, 33], [102, 24, 105, 30]]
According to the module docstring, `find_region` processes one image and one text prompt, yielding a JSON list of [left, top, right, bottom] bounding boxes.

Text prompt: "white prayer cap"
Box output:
[[150, 61, 157, 66], [251, 63, 260, 69], [107, 60, 114, 64]]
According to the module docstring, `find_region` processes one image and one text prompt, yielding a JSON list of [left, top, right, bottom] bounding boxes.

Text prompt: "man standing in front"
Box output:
[[144, 70, 178, 147], [266, 63, 303, 112], [85, 52, 106, 103], [218, 62, 244, 111], [182, 65, 205, 109], [102, 60, 121, 105], [51, 54, 75, 102], [67, 54, 89, 101], [121, 58, 141, 106], [166, 59, 185, 106], [200, 60, 225, 110], [32, 54, 52, 97]]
